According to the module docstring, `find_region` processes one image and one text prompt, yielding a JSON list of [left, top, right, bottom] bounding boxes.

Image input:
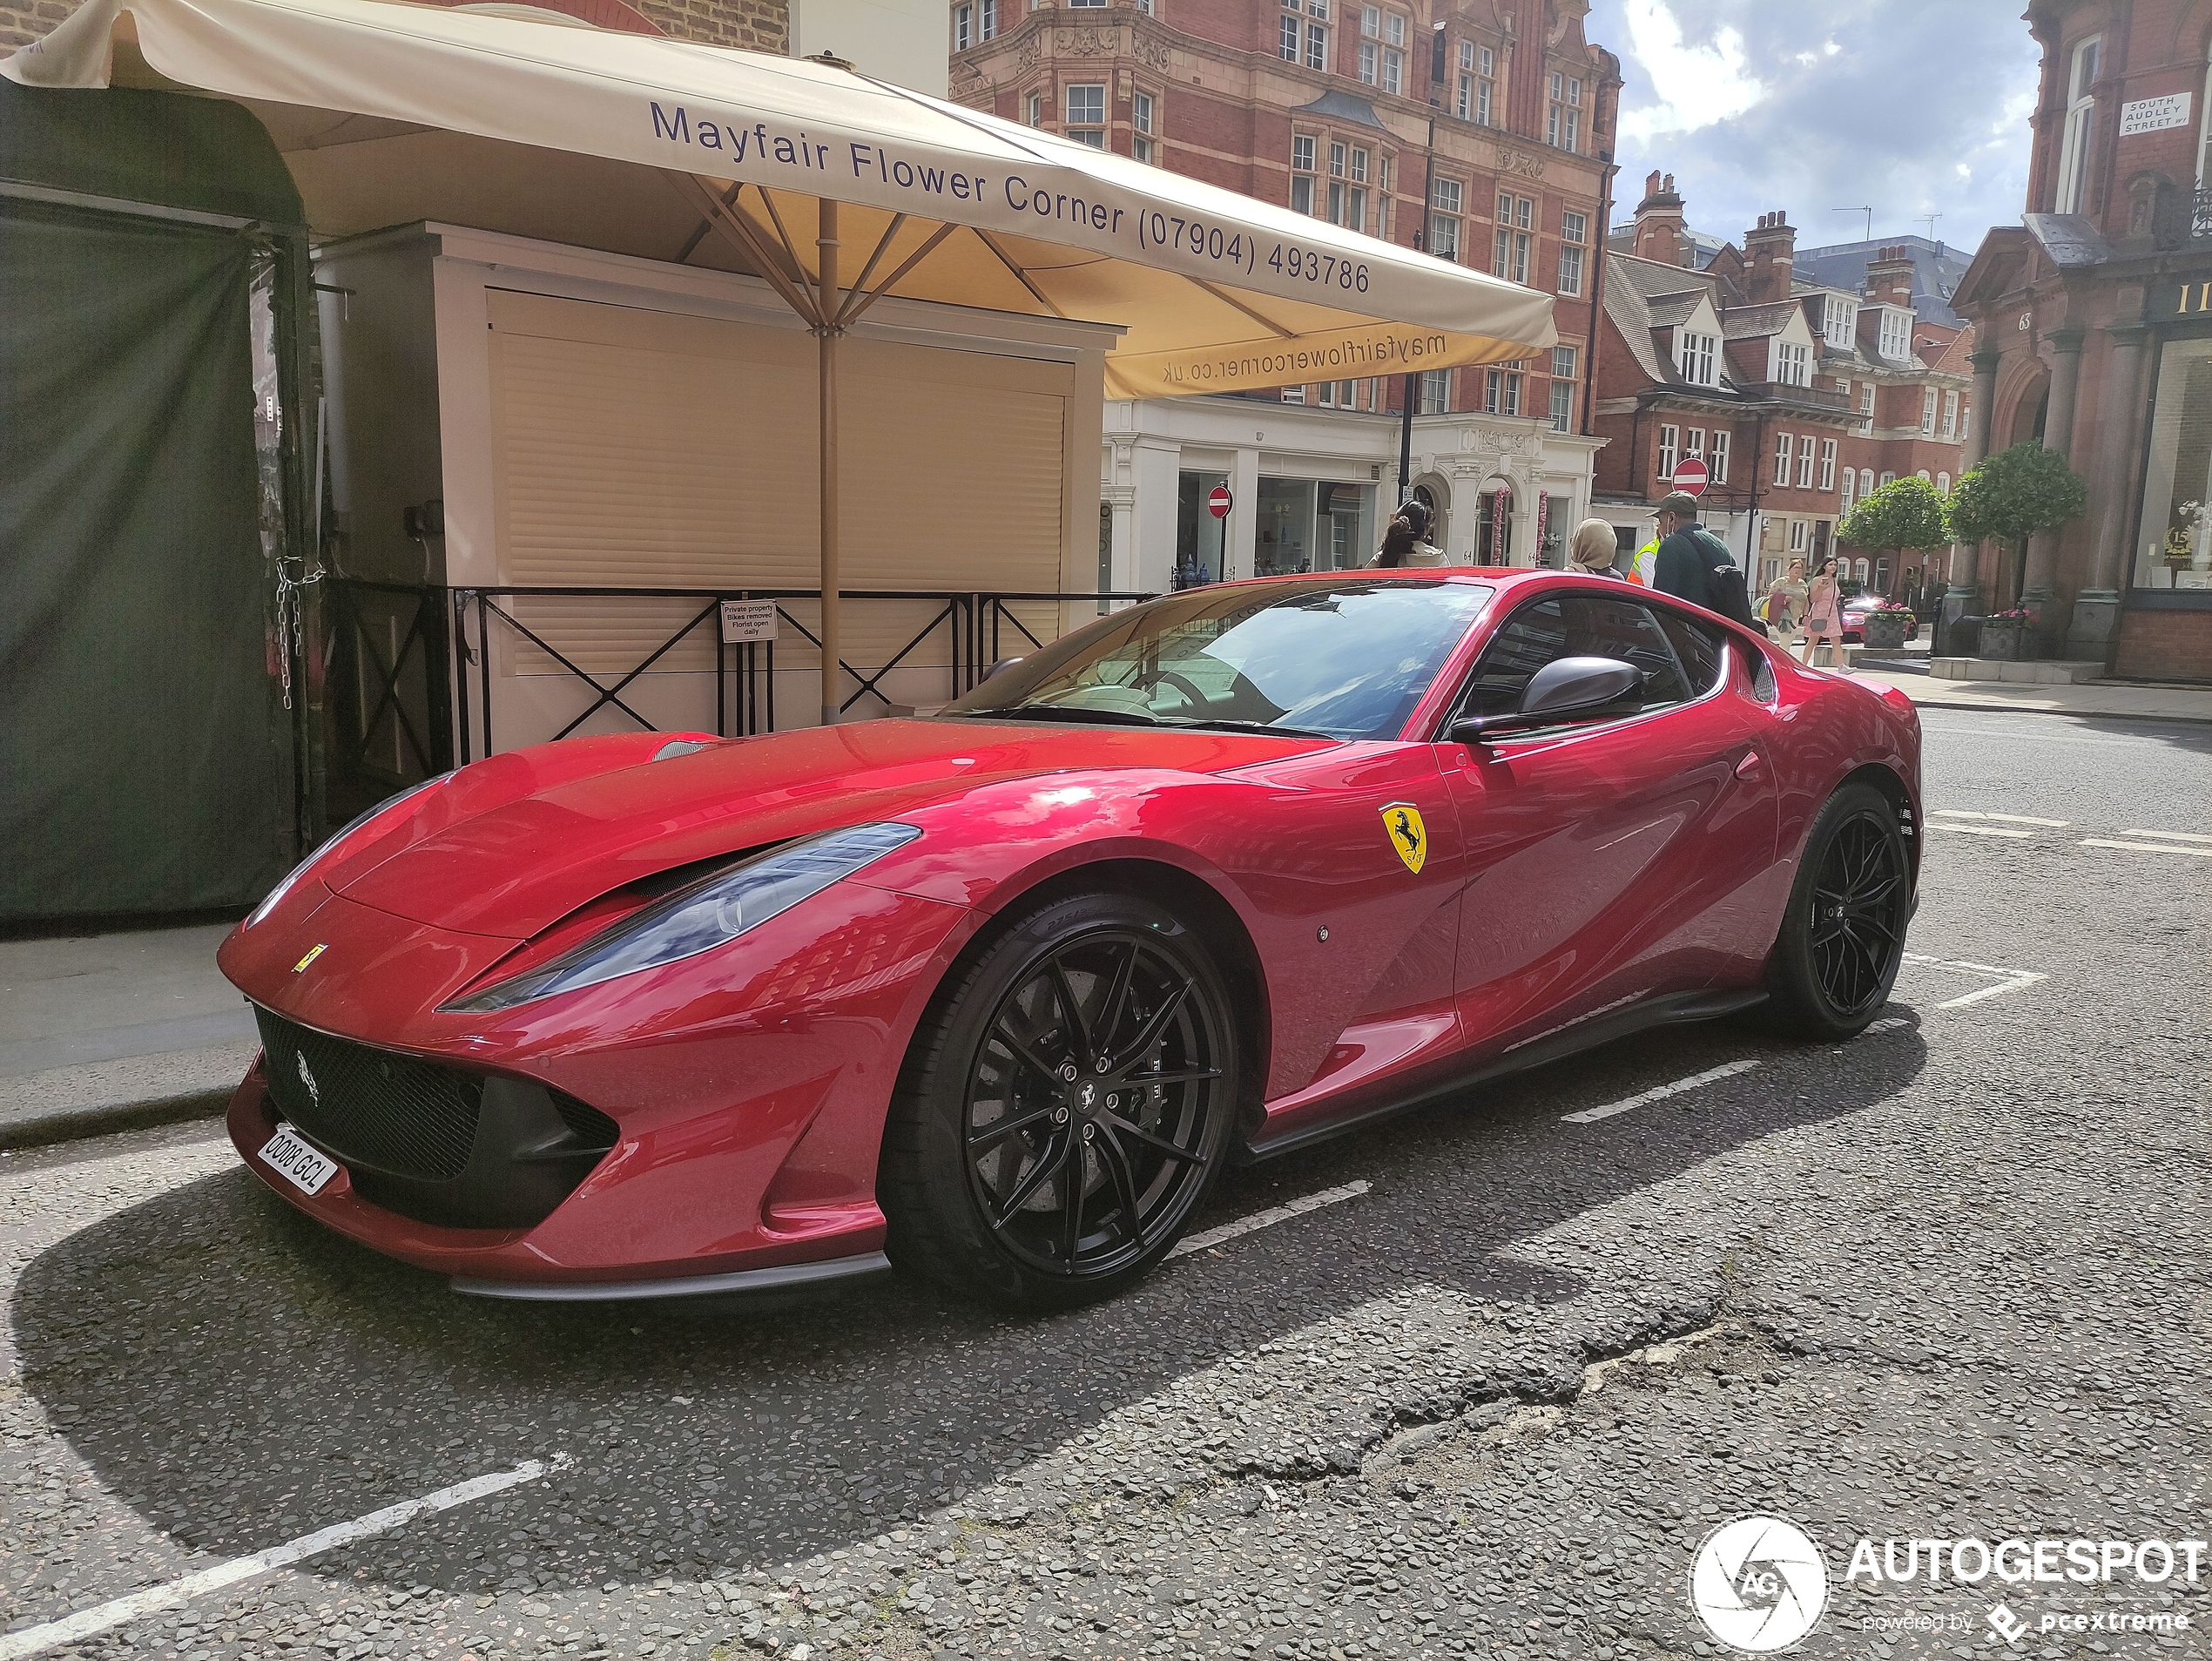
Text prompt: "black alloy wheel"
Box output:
[[881, 892, 1239, 1307], [1760, 780, 1912, 1039]]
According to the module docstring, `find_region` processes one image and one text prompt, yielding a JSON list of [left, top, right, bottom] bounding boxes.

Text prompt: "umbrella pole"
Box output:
[[817, 197, 842, 728]]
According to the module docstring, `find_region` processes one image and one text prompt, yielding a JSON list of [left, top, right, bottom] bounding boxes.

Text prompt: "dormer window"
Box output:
[[1774, 341, 1811, 387], [1878, 308, 1912, 363], [1823, 297, 1857, 351], [1677, 329, 1717, 386], [2054, 36, 2101, 214]]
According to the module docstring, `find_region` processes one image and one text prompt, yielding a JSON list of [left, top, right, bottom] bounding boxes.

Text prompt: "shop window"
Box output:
[[2133, 336, 2212, 591], [1175, 471, 1227, 586], [1258, 477, 1319, 575]]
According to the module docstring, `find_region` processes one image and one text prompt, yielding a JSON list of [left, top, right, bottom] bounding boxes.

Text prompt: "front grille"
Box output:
[[550, 1090, 620, 1151], [254, 1006, 482, 1181]]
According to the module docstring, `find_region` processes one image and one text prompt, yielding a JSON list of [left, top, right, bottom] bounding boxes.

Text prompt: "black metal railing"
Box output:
[[445, 585, 1154, 766], [324, 579, 454, 815]]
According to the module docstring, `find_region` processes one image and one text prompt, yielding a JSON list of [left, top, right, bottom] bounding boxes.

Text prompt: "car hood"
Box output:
[[331, 718, 1328, 939]]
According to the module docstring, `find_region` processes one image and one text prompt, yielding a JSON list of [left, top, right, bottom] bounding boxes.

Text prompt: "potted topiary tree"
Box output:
[[1838, 476, 1950, 641], [1945, 443, 2090, 657]]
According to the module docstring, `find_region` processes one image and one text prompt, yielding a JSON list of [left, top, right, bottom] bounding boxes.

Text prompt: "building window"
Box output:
[[1327, 142, 1367, 233], [1797, 439, 1816, 490], [1677, 329, 1716, 387], [1937, 470, 1951, 493], [1427, 177, 1461, 260], [1485, 368, 1521, 416], [1878, 308, 1912, 362], [1068, 0, 1105, 8], [980, 0, 996, 37], [1546, 71, 1581, 152], [2055, 36, 2101, 214], [1824, 297, 1856, 350], [1557, 213, 1586, 295], [1457, 41, 1494, 125], [1493, 192, 1532, 285], [1553, 343, 1576, 382], [1549, 377, 1573, 433], [1065, 84, 1105, 146], [1420, 368, 1449, 414], [1789, 518, 1810, 555], [1280, 11, 1300, 61], [1840, 466, 1856, 515], [1941, 388, 1959, 438], [1858, 467, 1873, 498], [1026, 91, 1043, 126], [1774, 432, 1794, 488], [1710, 429, 1730, 483], [1131, 90, 1156, 163], [1919, 386, 1938, 437], [1380, 11, 1404, 93], [1658, 423, 1679, 481], [1819, 437, 1837, 492], [1878, 470, 1895, 487], [1281, 385, 1305, 403], [954, 3, 972, 50], [1775, 341, 1810, 387], [1290, 134, 1316, 214], [1861, 384, 1876, 420]]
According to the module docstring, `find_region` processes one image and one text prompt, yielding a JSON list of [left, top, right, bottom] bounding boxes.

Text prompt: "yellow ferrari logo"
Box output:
[[292, 943, 327, 974], [1381, 803, 1426, 874]]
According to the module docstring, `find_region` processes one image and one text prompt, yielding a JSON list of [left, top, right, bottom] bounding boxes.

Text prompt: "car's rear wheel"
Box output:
[[1759, 780, 1911, 1039], [881, 891, 1238, 1308]]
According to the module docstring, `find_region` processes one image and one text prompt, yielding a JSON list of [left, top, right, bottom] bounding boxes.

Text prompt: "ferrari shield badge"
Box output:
[[1381, 803, 1426, 874]]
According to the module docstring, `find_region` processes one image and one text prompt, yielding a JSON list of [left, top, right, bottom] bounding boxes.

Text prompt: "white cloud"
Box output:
[[1615, 0, 1767, 144]]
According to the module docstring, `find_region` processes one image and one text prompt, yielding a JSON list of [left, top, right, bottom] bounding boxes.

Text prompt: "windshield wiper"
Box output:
[[1159, 718, 1339, 740], [954, 704, 1163, 727]]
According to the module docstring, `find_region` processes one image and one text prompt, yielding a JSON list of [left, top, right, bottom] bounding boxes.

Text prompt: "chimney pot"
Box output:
[[1646, 169, 1661, 197]]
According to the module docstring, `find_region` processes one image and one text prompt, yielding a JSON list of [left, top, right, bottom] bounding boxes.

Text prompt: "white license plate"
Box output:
[[259, 1124, 339, 1196]]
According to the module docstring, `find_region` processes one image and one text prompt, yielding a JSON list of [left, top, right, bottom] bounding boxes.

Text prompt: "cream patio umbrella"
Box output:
[[6, 0, 1557, 724]]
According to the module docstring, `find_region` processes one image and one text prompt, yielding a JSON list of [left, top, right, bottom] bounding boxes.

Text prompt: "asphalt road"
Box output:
[[3, 707, 2206, 1661]]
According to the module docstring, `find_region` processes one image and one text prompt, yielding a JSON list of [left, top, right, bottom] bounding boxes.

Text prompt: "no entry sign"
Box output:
[[1670, 456, 1710, 497], [1208, 485, 1233, 519]]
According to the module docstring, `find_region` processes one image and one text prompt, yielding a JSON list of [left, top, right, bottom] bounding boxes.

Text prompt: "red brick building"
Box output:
[[1592, 177, 1972, 596], [951, 0, 1619, 584], [1952, 0, 2212, 678]]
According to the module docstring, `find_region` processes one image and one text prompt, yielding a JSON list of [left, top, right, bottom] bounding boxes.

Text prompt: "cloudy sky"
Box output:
[[1587, 0, 2046, 260]]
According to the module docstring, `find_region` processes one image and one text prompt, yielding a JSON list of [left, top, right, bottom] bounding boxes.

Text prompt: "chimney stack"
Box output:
[[1865, 244, 1916, 307], [1633, 171, 1687, 268], [1744, 210, 1797, 304]]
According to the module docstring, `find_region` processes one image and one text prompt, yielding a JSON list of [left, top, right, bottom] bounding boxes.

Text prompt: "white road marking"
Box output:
[[1929, 809, 2069, 827], [0, 1456, 567, 1661], [1169, 1180, 1370, 1259], [2080, 837, 2212, 858], [1561, 1059, 1763, 1124], [2124, 827, 2212, 843], [1925, 822, 2035, 839], [1902, 953, 2049, 1010]]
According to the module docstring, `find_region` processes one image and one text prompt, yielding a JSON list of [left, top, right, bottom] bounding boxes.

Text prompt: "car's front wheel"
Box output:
[[1760, 779, 1912, 1038], [881, 890, 1239, 1308]]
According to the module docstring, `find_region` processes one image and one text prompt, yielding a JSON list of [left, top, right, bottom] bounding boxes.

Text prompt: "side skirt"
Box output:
[[1237, 988, 1769, 1163], [450, 1250, 893, 1303]]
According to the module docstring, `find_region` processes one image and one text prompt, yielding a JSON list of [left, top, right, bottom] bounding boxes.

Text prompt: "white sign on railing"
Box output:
[[2120, 93, 2191, 138], [718, 599, 779, 644]]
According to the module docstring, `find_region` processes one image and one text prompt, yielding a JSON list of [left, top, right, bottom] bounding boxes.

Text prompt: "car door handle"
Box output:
[[1735, 748, 1764, 780]]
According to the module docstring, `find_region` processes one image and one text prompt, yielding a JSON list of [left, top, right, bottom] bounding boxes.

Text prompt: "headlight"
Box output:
[[245, 773, 452, 928], [441, 821, 921, 1014]]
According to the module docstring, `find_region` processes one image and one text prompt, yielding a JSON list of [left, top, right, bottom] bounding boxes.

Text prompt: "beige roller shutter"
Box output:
[[487, 289, 1069, 676]]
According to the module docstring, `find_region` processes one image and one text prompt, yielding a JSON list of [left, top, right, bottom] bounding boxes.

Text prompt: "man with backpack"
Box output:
[[1650, 492, 1759, 629]]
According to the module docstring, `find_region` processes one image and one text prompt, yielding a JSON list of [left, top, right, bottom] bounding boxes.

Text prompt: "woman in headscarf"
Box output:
[[1568, 518, 1621, 577]]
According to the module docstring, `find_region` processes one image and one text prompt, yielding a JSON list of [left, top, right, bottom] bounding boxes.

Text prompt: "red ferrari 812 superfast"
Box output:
[[220, 571, 1921, 1307]]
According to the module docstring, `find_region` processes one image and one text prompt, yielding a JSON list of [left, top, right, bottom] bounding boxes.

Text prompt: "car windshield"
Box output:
[[943, 577, 1494, 741]]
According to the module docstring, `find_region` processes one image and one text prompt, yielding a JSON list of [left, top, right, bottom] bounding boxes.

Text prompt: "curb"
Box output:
[[1899, 693, 2212, 726], [0, 1087, 232, 1153]]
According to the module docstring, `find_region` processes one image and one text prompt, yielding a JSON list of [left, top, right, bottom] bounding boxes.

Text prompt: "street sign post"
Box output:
[[1671, 457, 1710, 497], [1208, 485, 1233, 519]]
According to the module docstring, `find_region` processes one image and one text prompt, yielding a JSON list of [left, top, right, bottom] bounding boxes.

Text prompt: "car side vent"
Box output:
[[550, 1089, 621, 1151]]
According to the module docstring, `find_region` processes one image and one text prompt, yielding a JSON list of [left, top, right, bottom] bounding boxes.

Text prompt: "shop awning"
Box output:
[[5, 0, 1554, 395], [5, 0, 1556, 722]]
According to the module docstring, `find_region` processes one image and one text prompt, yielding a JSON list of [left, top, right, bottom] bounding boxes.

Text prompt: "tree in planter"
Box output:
[[1838, 475, 1951, 588], [1945, 441, 2089, 611]]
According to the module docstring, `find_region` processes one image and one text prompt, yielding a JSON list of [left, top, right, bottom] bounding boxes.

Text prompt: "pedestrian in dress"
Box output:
[[1568, 518, 1622, 577], [1801, 555, 1849, 672]]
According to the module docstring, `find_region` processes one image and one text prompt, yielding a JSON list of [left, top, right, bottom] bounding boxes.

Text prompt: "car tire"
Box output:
[[1757, 780, 1912, 1040], [880, 890, 1240, 1309]]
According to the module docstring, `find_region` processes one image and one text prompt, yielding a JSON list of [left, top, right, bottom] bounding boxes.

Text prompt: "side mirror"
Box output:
[[1448, 656, 1643, 743], [981, 656, 1024, 682]]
